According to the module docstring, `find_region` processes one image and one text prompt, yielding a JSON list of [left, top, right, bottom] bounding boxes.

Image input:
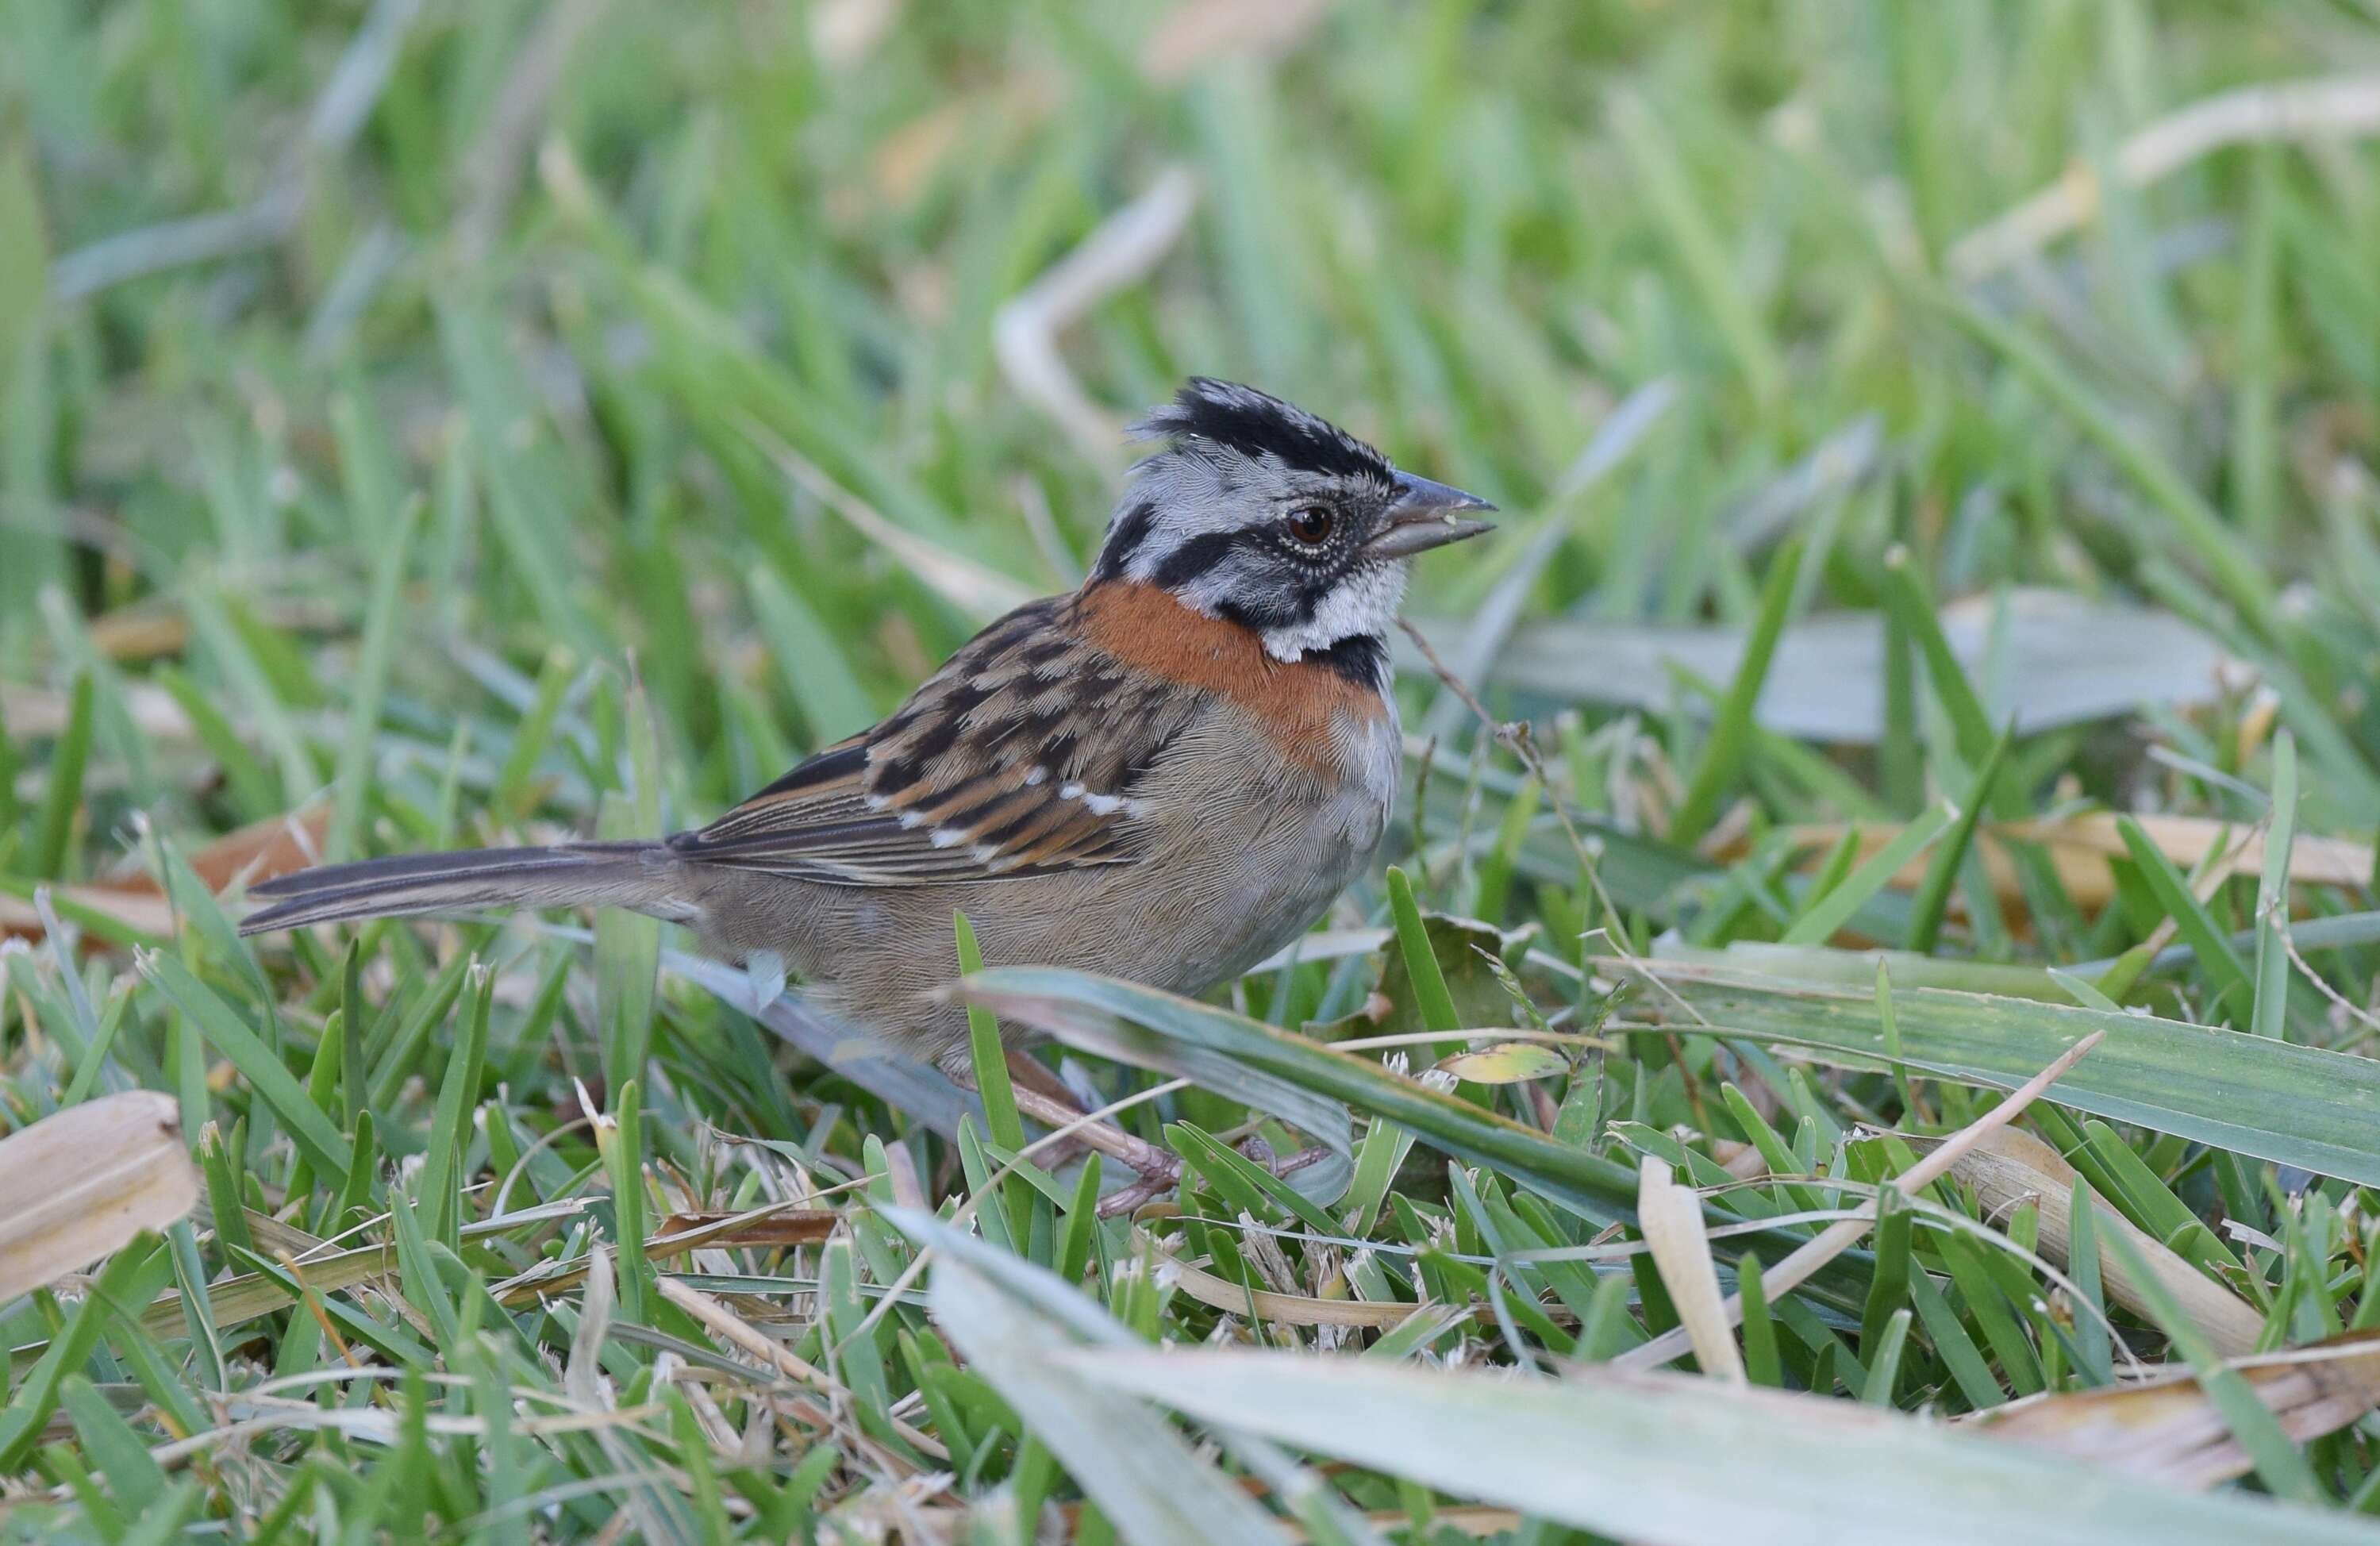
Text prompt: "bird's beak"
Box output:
[[1364, 471, 1497, 560]]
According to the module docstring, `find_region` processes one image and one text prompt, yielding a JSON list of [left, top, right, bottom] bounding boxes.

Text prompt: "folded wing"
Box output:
[[667, 598, 1197, 886]]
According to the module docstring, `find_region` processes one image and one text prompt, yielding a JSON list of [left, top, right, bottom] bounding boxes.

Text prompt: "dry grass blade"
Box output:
[[4, 807, 327, 944], [1635, 1157, 1745, 1383], [749, 420, 1034, 621], [1148, 1236, 1510, 1331], [0, 1092, 199, 1303], [1936, 1127, 2263, 1356], [1139, 0, 1340, 83], [1951, 72, 2380, 282], [451, 0, 609, 264], [655, 1274, 965, 1461], [2003, 813, 2374, 892], [1978, 1333, 2380, 1488], [1753, 809, 2338, 917], [648, 1210, 838, 1248], [0, 886, 178, 944], [993, 167, 1201, 470], [1617, 1031, 2104, 1370]]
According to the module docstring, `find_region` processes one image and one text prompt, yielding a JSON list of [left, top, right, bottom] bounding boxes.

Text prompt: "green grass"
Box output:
[[7, 0, 2380, 1540]]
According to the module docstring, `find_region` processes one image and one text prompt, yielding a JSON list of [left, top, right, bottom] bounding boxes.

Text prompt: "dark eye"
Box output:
[[1286, 507, 1336, 546]]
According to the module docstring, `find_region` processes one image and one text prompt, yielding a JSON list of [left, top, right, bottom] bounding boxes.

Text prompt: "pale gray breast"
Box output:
[[1107, 690, 1399, 990]]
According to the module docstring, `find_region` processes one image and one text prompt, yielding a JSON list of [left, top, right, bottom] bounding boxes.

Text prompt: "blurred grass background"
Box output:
[[7, 0, 2380, 1540]]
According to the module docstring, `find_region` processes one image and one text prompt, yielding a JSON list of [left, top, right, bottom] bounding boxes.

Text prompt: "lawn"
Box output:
[[7, 0, 2380, 1540]]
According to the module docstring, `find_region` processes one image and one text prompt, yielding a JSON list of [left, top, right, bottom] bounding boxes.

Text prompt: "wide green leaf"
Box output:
[[1070, 1349, 2378, 1545], [953, 967, 1356, 1201], [887, 1208, 1384, 1546], [1624, 959, 2380, 1184]]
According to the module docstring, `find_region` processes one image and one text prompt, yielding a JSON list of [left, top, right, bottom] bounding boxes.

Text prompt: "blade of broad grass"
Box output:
[[1907, 721, 2015, 954], [606, 1079, 650, 1325], [597, 790, 660, 1094], [143, 953, 352, 1178], [956, 909, 1031, 1246], [60, 1374, 168, 1516], [2099, 1227, 2322, 1505], [1780, 806, 1951, 947], [1067, 1349, 2378, 1545], [1879, 548, 1994, 758], [2065, 1175, 2113, 1385], [417, 965, 490, 1248], [1384, 866, 1460, 1050], [1671, 539, 1805, 848], [924, 1258, 1303, 1545], [2233, 147, 2282, 542], [2250, 732, 2298, 1040], [1882, 553, 1921, 813], [748, 567, 874, 745], [955, 911, 1022, 1152], [0, 141, 57, 619], [29, 667, 92, 879], [952, 969, 1355, 1194], [326, 443, 424, 863], [1939, 290, 2279, 644], [493, 645, 579, 817], [959, 967, 1640, 1225], [0, 1236, 175, 1471], [1609, 90, 1782, 401], [438, 303, 599, 656], [887, 1208, 1394, 1546], [1624, 958, 2380, 1184], [2116, 815, 2254, 1017]]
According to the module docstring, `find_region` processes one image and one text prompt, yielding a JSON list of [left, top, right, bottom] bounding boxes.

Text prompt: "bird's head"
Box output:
[[1090, 379, 1494, 662]]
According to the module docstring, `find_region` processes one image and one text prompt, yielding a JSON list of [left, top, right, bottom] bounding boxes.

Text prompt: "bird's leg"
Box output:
[[940, 1050, 1183, 1194], [940, 1052, 1324, 1219], [1000, 1052, 1098, 1167], [1001, 1080, 1182, 1190]]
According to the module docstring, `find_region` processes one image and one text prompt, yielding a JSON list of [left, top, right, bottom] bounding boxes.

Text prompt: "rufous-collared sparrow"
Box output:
[[240, 379, 1494, 1073]]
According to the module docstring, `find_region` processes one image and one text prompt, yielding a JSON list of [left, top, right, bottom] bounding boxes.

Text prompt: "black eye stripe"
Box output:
[[1149, 527, 1257, 590]]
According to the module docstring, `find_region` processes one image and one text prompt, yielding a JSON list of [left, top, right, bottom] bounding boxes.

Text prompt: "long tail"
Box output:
[[237, 841, 691, 935]]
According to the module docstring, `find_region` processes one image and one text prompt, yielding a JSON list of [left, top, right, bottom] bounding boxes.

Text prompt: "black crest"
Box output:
[[1135, 379, 1394, 484]]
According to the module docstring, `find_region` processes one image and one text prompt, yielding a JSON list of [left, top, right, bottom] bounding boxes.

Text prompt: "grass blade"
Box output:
[[1671, 539, 1806, 848]]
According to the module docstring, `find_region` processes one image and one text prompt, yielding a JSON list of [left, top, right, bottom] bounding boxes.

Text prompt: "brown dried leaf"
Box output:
[[1149, 1236, 1513, 1331], [1636, 1157, 1746, 1384], [0, 886, 179, 944], [1940, 1127, 2264, 1357], [1140, 0, 1340, 84], [1761, 811, 2372, 916], [653, 1210, 838, 1247], [1978, 1332, 2380, 1488], [1, 806, 327, 944], [0, 1092, 199, 1302]]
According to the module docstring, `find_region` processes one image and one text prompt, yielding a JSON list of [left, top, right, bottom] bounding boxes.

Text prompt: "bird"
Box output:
[[240, 379, 1494, 1076]]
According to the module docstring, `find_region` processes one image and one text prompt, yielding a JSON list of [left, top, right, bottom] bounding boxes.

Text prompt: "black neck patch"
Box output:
[[1139, 379, 1393, 484], [1092, 498, 1159, 582], [1303, 633, 1390, 693]]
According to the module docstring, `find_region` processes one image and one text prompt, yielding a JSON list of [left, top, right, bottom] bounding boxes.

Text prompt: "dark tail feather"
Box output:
[[239, 841, 689, 935]]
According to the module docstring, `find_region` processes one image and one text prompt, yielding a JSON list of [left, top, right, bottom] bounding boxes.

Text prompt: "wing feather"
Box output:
[[666, 597, 1197, 886]]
